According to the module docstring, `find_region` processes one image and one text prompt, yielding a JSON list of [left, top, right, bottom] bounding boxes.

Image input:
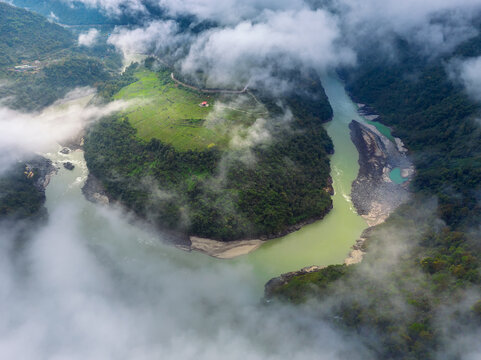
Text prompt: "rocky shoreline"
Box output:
[[81, 172, 192, 247], [27, 155, 57, 192], [81, 173, 110, 206], [264, 265, 324, 299], [343, 226, 375, 266], [81, 173, 334, 258], [264, 113, 415, 297], [188, 191, 336, 258], [349, 119, 412, 226]]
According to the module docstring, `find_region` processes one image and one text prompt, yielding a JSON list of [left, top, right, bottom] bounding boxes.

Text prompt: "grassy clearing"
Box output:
[[113, 68, 266, 151]]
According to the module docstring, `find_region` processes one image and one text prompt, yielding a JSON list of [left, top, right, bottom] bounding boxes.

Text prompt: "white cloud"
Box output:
[[106, 8, 354, 87], [78, 0, 481, 86], [70, 0, 481, 40], [107, 20, 182, 57], [70, 0, 306, 23], [0, 88, 130, 174], [64, 0, 146, 16], [157, 0, 306, 25], [449, 56, 481, 102], [335, 0, 481, 56], [78, 28, 100, 47], [181, 8, 355, 87], [48, 11, 59, 22], [230, 118, 271, 149], [0, 198, 373, 360]]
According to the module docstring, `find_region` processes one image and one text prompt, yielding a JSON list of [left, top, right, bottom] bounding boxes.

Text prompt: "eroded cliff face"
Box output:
[[349, 120, 413, 226], [25, 156, 57, 192]]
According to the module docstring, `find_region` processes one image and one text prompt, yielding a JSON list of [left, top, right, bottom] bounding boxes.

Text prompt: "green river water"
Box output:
[[237, 75, 368, 282], [4, 73, 381, 360], [44, 75, 370, 291]]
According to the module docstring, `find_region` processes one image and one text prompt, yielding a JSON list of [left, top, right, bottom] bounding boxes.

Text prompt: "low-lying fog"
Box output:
[[0, 150, 371, 359]]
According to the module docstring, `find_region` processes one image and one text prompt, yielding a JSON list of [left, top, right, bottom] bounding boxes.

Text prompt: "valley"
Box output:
[[1, 2, 481, 359]]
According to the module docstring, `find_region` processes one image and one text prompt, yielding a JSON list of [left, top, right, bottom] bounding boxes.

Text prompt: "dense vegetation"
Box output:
[[97, 62, 139, 100], [0, 2, 122, 111], [273, 33, 481, 359], [0, 159, 51, 221], [12, 0, 111, 26], [344, 50, 481, 229], [0, 2, 74, 68], [266, 264, 350, 304], [0, 56, 111, 110], [85, 68, 334, 240], [0, 4, 121, 225]]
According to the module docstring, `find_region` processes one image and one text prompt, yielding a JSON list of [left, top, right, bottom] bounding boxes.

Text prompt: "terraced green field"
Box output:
[[113, 69, 266, 151]]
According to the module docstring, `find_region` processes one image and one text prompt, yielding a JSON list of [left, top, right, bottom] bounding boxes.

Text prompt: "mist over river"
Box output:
[[0, 76, 375, 359]]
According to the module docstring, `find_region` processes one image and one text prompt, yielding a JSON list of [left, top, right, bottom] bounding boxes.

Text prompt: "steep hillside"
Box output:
[[0, 156, 55, 221], [0, 2, 74, 67], [0, 3, 118, 111], [84, 64, 335, 241], [12, 0, 110, 26], [268, 33, 481, 359]]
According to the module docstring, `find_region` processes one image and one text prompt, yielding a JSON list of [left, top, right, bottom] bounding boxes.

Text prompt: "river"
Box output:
[[237, 74, 368, 284], [43, 75, 370, 293], [1, 75, 379, 359]]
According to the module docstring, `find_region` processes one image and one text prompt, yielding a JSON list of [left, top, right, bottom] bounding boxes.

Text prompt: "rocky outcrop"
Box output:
[[344, 227, 375, 266], [26, 156, 57, 191], [81, 174, 110, 205], [357, 103, 380, 121], [264, 265, 324, 300], [323, 176, 334, 196], [63, 162, 75, 171], [349, 120, 412, 226]]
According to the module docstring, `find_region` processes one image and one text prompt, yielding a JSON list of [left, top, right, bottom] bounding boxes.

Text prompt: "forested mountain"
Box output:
[[270, 30, 481, 360], [344, 38, 481, 229], [0, 2, 120, 111], [0, 157, 54, 221], [0, 2, 115, 223], [11, 0, 110, 25], [2, 2, 481, 359], [0, 2, 74, 67]]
